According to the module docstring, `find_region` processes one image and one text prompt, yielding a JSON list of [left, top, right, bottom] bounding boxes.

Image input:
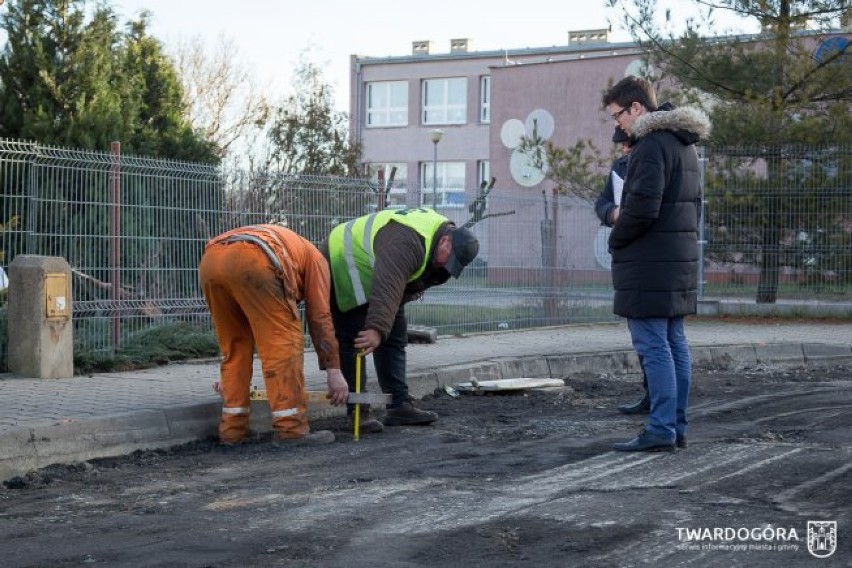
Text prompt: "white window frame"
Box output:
[[421, 161, 466, 208], [367, 163, 409, 209], [480, 76, 491, 123], [478, 160, 491, 190], [366, 81, 408, 127], [422, 78, 467, 125]]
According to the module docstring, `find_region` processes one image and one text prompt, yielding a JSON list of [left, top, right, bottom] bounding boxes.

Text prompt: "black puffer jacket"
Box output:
[[608, 104, 711, 318]]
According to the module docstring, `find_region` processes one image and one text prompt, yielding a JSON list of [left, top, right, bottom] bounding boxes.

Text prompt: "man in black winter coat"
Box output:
[[602, 76, 711, 452], [595, 126, 650, 416]]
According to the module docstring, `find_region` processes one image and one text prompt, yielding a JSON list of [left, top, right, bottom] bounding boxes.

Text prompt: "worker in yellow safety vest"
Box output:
[[321, 208, 479, 432]]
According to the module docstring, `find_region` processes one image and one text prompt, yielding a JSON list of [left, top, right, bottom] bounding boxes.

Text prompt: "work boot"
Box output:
[[381, 400, 437, 426], [219, 429, 257, 447], [272, 430, 335, 447], [612, 429, 675, 452], [617, 391, 650, 415], [349, 408, 384, 434]]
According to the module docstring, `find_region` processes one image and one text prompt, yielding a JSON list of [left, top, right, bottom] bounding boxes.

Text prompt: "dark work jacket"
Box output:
[[608, 105, 711, 318], [595, 154, 629, 227], [319, 221, 450, 340]]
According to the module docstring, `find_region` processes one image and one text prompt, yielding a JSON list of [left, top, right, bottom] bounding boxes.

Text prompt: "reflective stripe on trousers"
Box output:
[[271, 407, 299, 418]]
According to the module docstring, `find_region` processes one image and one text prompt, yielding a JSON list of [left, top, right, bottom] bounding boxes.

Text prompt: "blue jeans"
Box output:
[[627, 317, 692, 440]]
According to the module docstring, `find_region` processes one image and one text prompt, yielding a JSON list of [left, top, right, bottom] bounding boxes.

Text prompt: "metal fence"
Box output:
[[1, 140, 850, 364], [700, 145, 852, 302]]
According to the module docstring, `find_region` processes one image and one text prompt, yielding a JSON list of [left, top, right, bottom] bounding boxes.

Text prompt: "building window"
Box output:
[[421, 161, 466, 208], [422, 78, 467, 125], [480, 76, 490, 123], [478, 160, 490, 189], [367, 163, 409, 209], [367, 81, 408, 127]]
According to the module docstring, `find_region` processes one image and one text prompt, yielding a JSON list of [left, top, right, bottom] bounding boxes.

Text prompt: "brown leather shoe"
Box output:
[[381, 401, 437, 426]]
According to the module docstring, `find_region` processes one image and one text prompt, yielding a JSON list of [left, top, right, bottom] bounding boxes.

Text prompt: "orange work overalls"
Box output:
[[199, 225, 339, 444]]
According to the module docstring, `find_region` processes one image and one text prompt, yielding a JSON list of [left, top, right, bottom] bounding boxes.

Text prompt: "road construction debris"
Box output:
[[456, 378, 566, 393]]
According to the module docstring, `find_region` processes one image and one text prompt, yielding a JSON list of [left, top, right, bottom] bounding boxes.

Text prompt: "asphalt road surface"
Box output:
[[2, 363, 850, 567]]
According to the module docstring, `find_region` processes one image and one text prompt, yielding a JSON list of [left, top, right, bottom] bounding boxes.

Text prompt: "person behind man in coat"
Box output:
[[200, 224, 349, 446], [595, 126, 650, 416], [602, 76, 710, 452], [322, 208, 479, 432]]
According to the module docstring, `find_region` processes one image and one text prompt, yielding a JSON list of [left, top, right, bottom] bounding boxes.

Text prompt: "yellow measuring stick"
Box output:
[[353, 351, 363, 441]]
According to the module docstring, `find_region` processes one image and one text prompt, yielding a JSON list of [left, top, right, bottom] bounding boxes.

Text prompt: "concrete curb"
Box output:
[[2, 342, 851, 482]]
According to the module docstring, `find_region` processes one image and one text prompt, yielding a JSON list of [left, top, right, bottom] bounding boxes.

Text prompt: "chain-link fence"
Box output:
[[1, 140, 850, 367]]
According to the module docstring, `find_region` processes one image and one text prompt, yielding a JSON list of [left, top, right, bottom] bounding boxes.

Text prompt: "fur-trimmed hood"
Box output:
[[631, 104, 711, 146]]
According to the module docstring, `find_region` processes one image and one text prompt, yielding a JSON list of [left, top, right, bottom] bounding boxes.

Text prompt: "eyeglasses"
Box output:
[[611, 106, 630, 121]]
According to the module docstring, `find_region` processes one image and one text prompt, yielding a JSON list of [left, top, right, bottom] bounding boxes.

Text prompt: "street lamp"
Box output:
[[430, 129, 444, 208]]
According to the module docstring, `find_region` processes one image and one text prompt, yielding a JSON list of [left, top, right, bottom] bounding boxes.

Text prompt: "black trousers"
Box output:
[[330, 299, 409, 409]]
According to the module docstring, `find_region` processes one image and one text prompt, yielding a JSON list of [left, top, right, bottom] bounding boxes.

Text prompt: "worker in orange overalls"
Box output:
[[199, 224, 348, 446]]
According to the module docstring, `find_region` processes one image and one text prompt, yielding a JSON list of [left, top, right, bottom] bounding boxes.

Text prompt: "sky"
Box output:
[[109, 0, 760, 111]]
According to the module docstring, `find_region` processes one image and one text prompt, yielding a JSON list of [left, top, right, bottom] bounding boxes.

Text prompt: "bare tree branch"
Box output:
[[171, 34, 271, 160]]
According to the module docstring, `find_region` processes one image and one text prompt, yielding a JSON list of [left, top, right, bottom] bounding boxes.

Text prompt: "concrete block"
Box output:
[[407, 325, 438, 343], [802, 343, 852, 365], [163, 402, 220, 439], [0, 411, 181, 481], [546, 351, 634, 377], [709, 345, 757, 369], [691, 347, 715, 368], [410, 361, 503, 397], [754, 343, 805, 366], [7, 255, 73, 379], [622, 351, 643, 373], [697, 300, 720, 316], [494, 356, 551, 381]]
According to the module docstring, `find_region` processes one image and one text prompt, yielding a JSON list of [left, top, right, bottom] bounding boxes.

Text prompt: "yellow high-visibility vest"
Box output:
[[328, 208, 448, 311]]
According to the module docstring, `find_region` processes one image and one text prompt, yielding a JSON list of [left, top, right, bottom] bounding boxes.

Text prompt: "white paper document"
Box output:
[[611, 171, 624, 206]]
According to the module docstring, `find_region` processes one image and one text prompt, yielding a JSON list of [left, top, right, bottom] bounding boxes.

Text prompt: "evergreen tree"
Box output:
[[121, 14, 217, 162], [609, 0, 851, 302], [0, 0, 219, 306], [0, 0, 216, 161], [610, 0, 851, 146]]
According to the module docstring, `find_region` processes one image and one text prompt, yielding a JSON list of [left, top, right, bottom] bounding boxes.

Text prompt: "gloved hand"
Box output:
[[326, 368, 348, 406]]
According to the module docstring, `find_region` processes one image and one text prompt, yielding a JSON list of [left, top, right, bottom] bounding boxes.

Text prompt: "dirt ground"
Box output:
[[2, 363, 851, 567]]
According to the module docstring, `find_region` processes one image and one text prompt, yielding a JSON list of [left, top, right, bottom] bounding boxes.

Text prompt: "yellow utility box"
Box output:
[[45, 273, 70, 318]]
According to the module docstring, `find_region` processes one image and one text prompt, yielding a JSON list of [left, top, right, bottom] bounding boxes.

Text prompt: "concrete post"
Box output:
[[7, 255, 74, 379]]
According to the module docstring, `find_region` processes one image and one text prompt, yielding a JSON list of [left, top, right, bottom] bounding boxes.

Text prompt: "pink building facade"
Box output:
[[348, 32, 647, 279]]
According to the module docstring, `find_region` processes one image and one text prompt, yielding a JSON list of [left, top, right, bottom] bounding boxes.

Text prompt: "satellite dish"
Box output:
[[594, 227, 612, 270], [525, 109, 554, 140], [509, 148, 546, 187], [625, 58, 653, 79], [500, 119, 527, 149]]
